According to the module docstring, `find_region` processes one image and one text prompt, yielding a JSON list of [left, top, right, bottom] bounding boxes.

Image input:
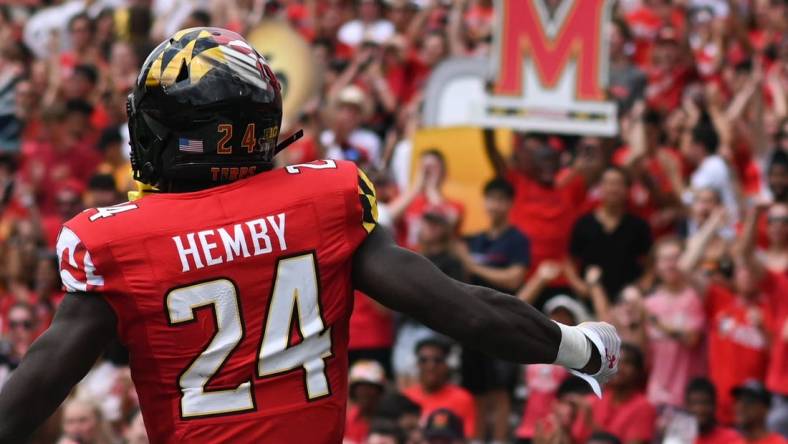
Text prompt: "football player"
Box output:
[[0, 28, 620, 443]]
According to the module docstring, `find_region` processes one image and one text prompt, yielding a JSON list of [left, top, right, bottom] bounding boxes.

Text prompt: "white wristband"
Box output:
[[553, 321, 591, 370]]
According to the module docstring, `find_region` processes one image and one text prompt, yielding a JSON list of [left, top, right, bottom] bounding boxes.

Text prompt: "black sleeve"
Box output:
[[569, 215, 589, 260]]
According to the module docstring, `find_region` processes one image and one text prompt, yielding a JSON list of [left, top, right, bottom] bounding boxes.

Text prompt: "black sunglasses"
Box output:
[[9, 320, 33, 330]]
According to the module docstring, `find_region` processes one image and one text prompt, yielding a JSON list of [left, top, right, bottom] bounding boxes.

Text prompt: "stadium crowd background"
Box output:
[[0, 0, 787, 443]]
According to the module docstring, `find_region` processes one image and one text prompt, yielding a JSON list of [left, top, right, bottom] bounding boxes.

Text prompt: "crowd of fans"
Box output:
[[0, 0, 787, 443]]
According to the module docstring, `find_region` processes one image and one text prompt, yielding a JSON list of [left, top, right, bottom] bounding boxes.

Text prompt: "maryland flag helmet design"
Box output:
[[127, 27, 283, 188]]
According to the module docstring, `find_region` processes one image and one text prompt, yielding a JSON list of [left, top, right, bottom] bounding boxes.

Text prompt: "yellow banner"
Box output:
[[411, 127, 514, 234]]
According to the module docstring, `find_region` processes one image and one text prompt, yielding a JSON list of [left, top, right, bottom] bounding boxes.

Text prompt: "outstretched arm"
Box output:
[[352, 227, 600, 371], [0, 293, 117, 442]]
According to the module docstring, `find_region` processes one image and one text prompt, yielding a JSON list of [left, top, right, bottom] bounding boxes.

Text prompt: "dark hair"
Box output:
[[691, 121, 719, 155], [611, 17, 633, 42], [313, 37, 335, 52], [375, 393, 422, 418], [643, 108, 663, 126], [769, 150, 788, 174], [620, 343, 647, 390], [98, 127, 122, 151], [589, 431, 623, 444], [734, 58, 753, 74], [602, 165, 631, 187], [368, 419, 405, 444], [65, 98, 94, 116], [88, 173, 117, 192], [73, 64, 99, 85], [685, 377, 717, 403], [415, 337, 451, 356], [483, 177, 515, 199], [557, 376, 594, 398], [516, 132, 550, 146], [421, 148, 446, 167], [68, 13, 94, 33], [189, 10, 212, 27]]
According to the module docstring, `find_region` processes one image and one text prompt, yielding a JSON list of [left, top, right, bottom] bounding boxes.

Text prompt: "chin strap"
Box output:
[[274, 129, 304, 156]]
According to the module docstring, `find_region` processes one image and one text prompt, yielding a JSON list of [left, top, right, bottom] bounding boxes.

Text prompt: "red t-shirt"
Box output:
[[404, 384, 476, 438], [696, 427, 745, 444], [398, 194, 464, 250], [705, 285, 773, 425], [746, 433, 788, 444], [20, 138, 101, 215], [572, 392, 656, 443], [506, 169, 585, 273], [348, 291, 394, 350], [343, 405, 370, 444], [516, 364, 568, 438], [646, 65, 693, 112], [625, 7, 686, 68], [765, 272, 788, 395], [57, 160, 377, 443]]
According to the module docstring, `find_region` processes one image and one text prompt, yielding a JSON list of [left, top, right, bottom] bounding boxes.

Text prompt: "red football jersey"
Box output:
[[56, 160, 378, 443]]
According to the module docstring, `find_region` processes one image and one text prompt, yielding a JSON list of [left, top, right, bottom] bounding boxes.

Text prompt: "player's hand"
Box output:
[[569, 322, 621, 397]]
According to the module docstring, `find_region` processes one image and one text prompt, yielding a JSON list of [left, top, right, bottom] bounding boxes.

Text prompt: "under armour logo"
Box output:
[[606, 353, 617, 369]]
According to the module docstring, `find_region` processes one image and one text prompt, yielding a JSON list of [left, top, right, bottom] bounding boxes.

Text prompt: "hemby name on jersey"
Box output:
[[173, 213, 287, 272]]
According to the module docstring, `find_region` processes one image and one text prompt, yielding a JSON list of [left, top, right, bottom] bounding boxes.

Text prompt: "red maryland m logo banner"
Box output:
[[492, 0, 608, 101]]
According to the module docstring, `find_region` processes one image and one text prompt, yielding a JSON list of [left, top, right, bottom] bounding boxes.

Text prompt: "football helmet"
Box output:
[[128, 27, 298, 189]]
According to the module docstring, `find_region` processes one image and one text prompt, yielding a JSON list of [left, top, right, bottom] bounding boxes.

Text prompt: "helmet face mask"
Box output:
[[128, 27, 283, 190]]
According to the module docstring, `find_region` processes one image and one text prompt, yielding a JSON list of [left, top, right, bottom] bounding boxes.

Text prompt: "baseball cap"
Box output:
[[543, 295, 590, 324], [336, 85, 373, 119], [349, 360, 386, 389], [732, 380, 771, 406], [423, 408, 464, 440]]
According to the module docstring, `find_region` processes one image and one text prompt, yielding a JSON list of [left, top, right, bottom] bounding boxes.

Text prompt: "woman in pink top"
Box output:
[[644, 238, 707, 407]]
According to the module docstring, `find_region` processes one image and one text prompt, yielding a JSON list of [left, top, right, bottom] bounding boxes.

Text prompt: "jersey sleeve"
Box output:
[[56, 225, 107, 293], [346, 165, 379, 250]]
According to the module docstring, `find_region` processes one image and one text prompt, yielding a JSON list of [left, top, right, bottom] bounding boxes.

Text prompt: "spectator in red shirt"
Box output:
[[59, 14, 104, 75], [571, 344, 656, 444], [398, 150, 464, 250], [484, 131, 594, 307], [404, 338, 476, 438], [645, 27, 692, 113], [732, 381, 788, 444], [705, 259, 773, 426], [685, 377, 744, 444], [344, 360, 387, 444]]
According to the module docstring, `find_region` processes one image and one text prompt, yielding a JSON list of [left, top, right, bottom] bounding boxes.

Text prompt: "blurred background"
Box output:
[[0, 0, 787, 443]]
